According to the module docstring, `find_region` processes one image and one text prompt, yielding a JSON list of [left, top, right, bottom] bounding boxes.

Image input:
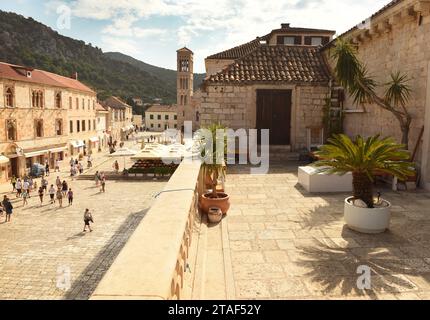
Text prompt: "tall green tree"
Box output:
[[332, 39, 412, 148]]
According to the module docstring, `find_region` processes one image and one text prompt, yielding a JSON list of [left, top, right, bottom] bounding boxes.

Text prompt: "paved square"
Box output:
[[216, 163, 430, 300], [0, 154, 166, 300]]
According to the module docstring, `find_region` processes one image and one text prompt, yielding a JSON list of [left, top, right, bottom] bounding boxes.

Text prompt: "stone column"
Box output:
[[421, 61, 430, 190]]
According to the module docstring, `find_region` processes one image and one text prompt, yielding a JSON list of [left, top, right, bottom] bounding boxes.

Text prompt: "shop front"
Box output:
[[89, 137, 99, 153], [70, 140, 85, 157]]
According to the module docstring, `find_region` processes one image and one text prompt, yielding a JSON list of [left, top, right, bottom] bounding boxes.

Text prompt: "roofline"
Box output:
[[323, 0, 405, 49]]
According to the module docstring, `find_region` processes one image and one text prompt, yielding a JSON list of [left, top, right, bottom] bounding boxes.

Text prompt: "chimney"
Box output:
[[71, 72, 78, 80], [281, 23, 290, 29]]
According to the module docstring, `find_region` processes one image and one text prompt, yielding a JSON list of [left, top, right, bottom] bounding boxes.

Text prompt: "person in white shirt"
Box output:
[[48, 185, 56, 204]]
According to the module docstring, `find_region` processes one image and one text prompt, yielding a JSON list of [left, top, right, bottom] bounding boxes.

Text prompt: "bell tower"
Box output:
[[176, 47, 194, 130]]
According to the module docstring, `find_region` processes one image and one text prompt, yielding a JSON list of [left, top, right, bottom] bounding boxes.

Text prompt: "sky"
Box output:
[[0, 0, 390, 73]]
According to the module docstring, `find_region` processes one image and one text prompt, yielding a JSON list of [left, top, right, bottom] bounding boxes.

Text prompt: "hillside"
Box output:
[[0, 10, 204, 106], [105, 52, 206, 92]]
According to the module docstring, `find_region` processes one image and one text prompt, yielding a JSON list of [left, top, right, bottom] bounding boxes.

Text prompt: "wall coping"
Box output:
[[90, 159, 201, 300]]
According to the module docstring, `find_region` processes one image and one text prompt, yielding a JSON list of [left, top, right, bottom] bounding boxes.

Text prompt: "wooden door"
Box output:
[[256, 89, 292, 145]]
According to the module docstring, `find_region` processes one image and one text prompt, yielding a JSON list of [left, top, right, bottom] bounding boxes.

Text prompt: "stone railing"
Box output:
[[90, 160, 202, 300]]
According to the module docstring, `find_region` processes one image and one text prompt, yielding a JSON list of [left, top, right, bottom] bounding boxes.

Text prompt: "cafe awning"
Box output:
[[24, 150, 49, 158], [70, 140, 85, 148], [90, 137, 99, 143], [0, 155, 10, 165], [49, 146, 68, 153]]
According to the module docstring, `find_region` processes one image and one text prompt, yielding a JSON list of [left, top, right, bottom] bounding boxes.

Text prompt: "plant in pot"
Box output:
[[198, 123, 230, 223], [314, 134, 414, 234]]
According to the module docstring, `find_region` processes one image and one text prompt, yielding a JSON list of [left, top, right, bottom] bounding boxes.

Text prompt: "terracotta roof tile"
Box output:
[[0, 61, 95, 94], [206, 35, 270, 60], [206, 45, 331, 85], [145, 105, 178, 113], [102, 96, 132, 110]]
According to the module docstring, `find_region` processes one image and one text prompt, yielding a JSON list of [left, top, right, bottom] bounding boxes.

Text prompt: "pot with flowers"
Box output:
[[314, 134, 415, 234], [198, 123, 230, 223]]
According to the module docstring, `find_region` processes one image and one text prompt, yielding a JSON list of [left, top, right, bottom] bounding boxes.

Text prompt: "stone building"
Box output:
[[101, 96, 134, 142], [323, 0, 430, 190], [199, 24, 336, 150], [145, 105, 178, 131], [66, 72, 99, 157], [0, 62, 94, 181], [96, 103, 109, 151]]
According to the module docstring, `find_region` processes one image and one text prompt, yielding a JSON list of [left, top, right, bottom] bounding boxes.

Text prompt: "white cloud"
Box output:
[[101, 36, 141, 55]]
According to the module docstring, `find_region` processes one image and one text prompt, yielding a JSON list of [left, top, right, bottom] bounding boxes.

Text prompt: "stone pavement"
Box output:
[[196, 162, 430, 300], [0, 137, 167, 300]]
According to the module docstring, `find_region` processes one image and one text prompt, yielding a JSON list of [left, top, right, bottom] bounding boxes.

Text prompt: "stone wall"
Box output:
[[324, 0, 430, 189], [90, 160, 201, 300], [199, 83, 329, 150]]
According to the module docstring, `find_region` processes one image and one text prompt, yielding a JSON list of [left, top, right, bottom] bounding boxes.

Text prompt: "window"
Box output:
[[151, 124, 154, 128], [82, 98, 85, 110], [174, 124, 177, 129], [174, 115, 177, 120], [158, 124, 161, 128], [55, 119, 63, 135], [82, 120, 86, 131], [88, 120, 91, 131], [164, 124, 168, 130], [150, 114, 154, 120], [93, 101, 95, 110], [93, 119, 96, 130], [304, 36, 330, 46], [76, 98, 79, 109], [157, 115, 161, 120], [5, 87, 14, 107], [35, 119, 44, 138], [277, 35, 301, 45], [32, 90, 44, 108], [88, 99, 90, 110], [6, 119, 17, 140], [69, 97, 72, 109], [165, 115, 169, 120], [179, 58, 189, 72], [77, 120, 80, 132], [184, 95, 187, 105], [69, 120, 73, 133], [55, 92, 62, 108]]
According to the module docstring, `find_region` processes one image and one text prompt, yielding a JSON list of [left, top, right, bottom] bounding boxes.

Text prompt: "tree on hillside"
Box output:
[[331, 39, 412, 149]]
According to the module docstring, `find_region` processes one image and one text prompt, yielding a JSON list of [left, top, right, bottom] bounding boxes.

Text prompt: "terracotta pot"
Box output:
[[200, 192, 230, 214], [207, 207, 223, 224]]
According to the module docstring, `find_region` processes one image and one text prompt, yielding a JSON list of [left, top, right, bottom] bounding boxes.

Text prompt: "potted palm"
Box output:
[[198, 123, 230, 222], [314, 134, 414, 234]]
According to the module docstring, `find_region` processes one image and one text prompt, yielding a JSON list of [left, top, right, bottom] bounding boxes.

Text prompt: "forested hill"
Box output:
[[0, 11, 205, 105]]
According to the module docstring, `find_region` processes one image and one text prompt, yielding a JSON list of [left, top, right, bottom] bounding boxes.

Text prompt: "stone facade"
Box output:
[[0, 78, 83, 181], [145, 105, 178, 132], [102, 97, 134, 143], [199, 84, 328, 150], [324, 0, 430, 189]]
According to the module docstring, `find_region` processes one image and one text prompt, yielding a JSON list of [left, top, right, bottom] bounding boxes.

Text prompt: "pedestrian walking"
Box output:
[[100, 175, 106, 193], [87, 155, 92, 168], [2, 196, 13, 223], [38, 186, 44, 205], [113, 160, 119, 174], [16, 179, 22, 198], [56, 188, 63, 208], [56, 176, 61, 189], [62, 180, 68, 196], [23, 179, 30, 198], [70, 157, 75, 167], [49, 184, 56, 204], [22, 189, 29, 206], [45, 162, 50, 176], [28, 177, 33, 193], [83, 209, 93, 232], [55, 159, 60, 172], [11, 175, 16, 192], [41, 177, 48, 194], [78, 162, 84, 174], [67, 188, 74, 206], [95, 171, 100, 186]]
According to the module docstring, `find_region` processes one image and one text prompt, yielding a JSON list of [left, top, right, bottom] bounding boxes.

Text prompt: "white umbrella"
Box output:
[[108, 147, 138, 169]]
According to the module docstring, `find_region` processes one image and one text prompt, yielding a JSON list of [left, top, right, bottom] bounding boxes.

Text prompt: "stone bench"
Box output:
[[298, 166, 353, 193]]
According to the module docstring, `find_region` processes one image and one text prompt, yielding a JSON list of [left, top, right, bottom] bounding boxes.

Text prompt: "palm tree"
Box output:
[[332, 39, 412, 148], [314, 134, 414, 208]]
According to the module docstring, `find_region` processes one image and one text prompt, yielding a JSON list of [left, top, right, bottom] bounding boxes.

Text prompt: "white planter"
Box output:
[[344, 197, 391, 234], [298, 166, 353, 193]]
